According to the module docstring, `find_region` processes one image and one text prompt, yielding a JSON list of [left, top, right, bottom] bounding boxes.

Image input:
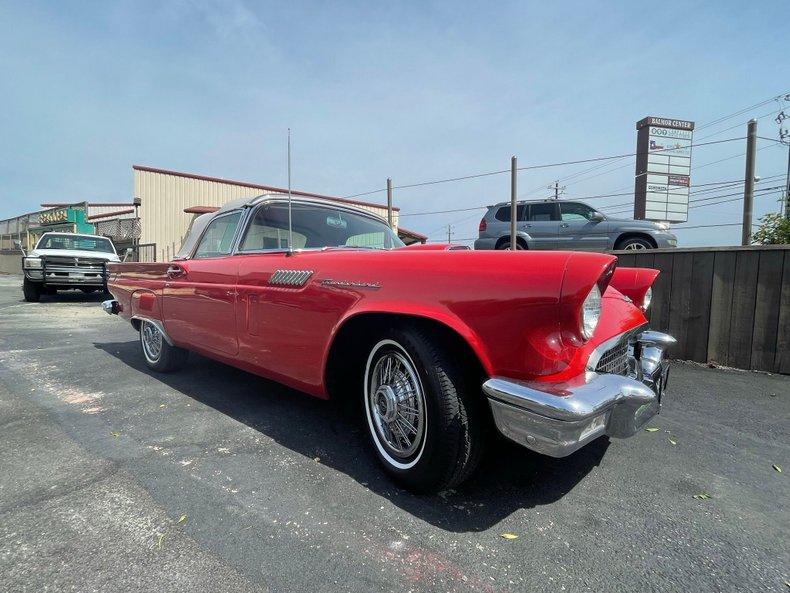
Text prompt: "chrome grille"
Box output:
[[595, 339, 630, 376], [43, 256, 106, 270]]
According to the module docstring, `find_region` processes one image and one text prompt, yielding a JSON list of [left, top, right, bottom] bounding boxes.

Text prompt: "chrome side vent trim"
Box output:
[[268, 269, 314, 287]]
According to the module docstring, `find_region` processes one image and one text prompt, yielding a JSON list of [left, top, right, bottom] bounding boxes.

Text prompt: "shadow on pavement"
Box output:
[[94, 339, 608, 532], [30, 290, 109, 304]]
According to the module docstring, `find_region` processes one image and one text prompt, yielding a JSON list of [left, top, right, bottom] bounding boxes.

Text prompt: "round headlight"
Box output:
[[642, 286, 652, 311], [580, 284, 602, 340]]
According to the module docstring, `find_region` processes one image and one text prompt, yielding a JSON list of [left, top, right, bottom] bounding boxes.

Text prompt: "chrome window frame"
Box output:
[[230, 197, 403, 256], [190, 210, 245, 260]]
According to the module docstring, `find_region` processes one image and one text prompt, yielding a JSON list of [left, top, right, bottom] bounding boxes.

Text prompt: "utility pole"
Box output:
[[386, 178, 393, 228], [447, 224, 452, 243], [549, 180, 565, 200], [510, 156, 517, 250], [775, 101, 790, 219], [784, 147, 790, 219], [742, 119, 757, 246]]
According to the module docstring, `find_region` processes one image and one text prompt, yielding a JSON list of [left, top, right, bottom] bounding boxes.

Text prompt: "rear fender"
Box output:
[[609, 267, 659, 311]]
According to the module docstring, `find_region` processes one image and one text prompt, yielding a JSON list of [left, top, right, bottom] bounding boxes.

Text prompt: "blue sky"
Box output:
[[1, 0, 788, 246]]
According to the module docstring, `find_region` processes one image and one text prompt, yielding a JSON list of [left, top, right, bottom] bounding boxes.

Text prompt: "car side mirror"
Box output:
[[13, 239, 26, 256], [123, 247, 134, 262], [591, 212, 605, 222]]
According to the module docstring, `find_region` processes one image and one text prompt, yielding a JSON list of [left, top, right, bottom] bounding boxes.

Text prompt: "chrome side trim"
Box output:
[[131, 316, 174, 346], [269, 269, 314, 287]]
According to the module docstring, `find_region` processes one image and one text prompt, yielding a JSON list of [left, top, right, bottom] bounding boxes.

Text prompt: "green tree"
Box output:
[[752, 211, 790, 245]]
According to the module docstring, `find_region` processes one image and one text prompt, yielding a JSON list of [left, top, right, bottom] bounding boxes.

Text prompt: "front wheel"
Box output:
[[363, 327, 484, 493], [22, 278, 41, 302], [617, 237, 654, 250], [139, 319, 189, 372]]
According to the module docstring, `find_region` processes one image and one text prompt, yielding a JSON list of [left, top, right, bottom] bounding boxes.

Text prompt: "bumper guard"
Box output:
[[483, 330, 675, 457]]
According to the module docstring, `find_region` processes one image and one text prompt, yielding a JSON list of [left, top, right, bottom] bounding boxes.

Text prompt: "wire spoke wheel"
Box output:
[[141, 321, 163, 362], [366, 345, 426, 463]]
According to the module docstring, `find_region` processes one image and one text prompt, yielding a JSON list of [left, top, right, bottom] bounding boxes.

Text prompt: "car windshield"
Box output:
[[239, 202, 405, 251], [36, 234, 115, 253]]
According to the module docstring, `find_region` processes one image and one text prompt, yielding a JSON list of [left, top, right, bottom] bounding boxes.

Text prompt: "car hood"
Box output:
[[29, 248, 120, 261]]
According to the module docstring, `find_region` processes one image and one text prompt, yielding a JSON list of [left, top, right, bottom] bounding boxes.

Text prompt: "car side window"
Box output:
[[238, 205, 308, 251], [560, 202, 596, 221], [193, 212, 242, 258], [528, 203, 559, 221], [494, 205, 527, 222]]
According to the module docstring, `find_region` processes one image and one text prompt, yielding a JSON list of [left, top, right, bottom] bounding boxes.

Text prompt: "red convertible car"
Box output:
[[104, 195, 674, 492]]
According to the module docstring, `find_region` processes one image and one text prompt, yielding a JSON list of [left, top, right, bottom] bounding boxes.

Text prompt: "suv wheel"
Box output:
[[496, 239, 526, 250], [618, 237, 654, 250], [22, 278, 41, 302]]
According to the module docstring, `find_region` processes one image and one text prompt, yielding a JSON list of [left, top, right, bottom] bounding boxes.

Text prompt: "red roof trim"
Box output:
[[133, 165, 399, 211], [87, 209, 136, 221], [397, 226, 428, 241], [184, 206, 220, 214]]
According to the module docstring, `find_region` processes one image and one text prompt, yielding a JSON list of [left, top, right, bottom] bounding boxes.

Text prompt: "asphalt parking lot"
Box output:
[[0, 274, 787, 593]]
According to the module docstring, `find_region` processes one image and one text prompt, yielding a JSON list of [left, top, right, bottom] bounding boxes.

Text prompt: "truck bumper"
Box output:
[[482, 330, 675, 457]]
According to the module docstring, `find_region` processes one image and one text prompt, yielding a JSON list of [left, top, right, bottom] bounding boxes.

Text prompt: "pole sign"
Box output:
[[634, 116, 694, 222]]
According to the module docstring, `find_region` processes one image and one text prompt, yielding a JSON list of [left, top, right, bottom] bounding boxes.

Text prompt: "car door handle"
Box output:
[[166, 265, 185, 279], [560, 223, 569, 228]]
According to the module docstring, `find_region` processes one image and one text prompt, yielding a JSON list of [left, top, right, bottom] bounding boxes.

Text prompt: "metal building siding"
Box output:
[[136, 169, 264, 261], [135, 169, 397, 262]]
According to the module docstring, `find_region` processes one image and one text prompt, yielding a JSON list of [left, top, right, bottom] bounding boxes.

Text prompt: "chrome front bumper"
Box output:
[[482, 330, 675, 457]]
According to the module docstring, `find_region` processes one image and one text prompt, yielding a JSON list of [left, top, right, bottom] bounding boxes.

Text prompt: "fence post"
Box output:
[[742, 119, 757, 245]]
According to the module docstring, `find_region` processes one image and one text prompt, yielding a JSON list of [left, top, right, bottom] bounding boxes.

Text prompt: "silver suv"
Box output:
[[474, 200, 678, 251]]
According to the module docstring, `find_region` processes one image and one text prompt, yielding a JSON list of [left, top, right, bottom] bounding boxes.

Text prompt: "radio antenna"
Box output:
[[287, 128, 293, 255]]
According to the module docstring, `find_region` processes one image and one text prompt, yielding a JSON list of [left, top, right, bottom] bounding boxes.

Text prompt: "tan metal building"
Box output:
[[133, 165, 403, 262]]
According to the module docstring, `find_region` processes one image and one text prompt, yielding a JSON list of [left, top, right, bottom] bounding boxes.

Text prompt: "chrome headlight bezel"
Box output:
[[23, 257, 42, 269], [642, 286, 653, 311], [580, 284, 602, 340]]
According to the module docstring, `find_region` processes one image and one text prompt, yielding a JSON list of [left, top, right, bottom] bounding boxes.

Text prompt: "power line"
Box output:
[[342, 137, 744, 199], [402, 176, 784, 218], [522, 92, 789, 197]]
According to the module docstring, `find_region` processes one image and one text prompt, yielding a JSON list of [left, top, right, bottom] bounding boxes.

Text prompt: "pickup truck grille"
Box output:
[[40, 256, 107, 284], [595, 339, 630, 376], [43, 256, 106, 270]]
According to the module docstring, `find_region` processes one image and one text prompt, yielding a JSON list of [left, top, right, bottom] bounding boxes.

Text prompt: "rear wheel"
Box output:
[[139, 320, 189, 372], [496, 239, 526, 250], [22, 278, 41, 302], [617, 236, 654, 250], [363, 326, 484, 493]]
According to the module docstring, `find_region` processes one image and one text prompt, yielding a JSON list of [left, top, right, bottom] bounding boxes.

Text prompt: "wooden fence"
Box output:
[[614, 245, 789, 374]]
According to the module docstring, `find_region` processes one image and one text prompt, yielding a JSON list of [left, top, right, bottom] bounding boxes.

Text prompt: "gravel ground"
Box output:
[[0, 274, 787, 592]]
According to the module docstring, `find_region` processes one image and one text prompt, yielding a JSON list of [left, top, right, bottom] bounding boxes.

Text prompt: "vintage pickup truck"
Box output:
[[103, 194, 674, 492]]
